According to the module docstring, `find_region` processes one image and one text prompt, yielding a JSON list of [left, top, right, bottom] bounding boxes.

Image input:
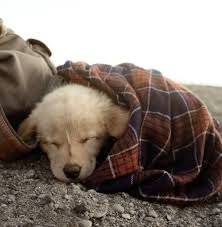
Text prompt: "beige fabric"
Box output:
[[0, 19, 56, 125], [0, 18, 56, 160]]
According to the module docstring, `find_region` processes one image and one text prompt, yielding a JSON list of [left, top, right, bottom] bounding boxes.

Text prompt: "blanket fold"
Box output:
[[57, 61, 222, 204]]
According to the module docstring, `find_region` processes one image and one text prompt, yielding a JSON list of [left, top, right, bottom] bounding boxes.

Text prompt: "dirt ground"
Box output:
[[0, 84, 222, 227]]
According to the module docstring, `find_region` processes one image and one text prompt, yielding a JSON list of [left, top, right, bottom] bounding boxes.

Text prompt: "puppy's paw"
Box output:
[[17, 116, 38, 147]]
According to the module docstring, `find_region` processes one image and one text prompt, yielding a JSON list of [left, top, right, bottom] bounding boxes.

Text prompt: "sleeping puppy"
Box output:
[[17, 84, 129, 182]]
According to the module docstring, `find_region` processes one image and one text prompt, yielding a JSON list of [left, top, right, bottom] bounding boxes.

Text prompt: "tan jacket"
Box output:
[[0, 19, 56, 160]]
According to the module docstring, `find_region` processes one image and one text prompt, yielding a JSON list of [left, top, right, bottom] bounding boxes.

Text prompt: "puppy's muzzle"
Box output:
[[63, 164, 81, 179]]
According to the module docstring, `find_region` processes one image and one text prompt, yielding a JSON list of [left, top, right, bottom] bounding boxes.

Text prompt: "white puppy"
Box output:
[[18, 84, 129, 182]]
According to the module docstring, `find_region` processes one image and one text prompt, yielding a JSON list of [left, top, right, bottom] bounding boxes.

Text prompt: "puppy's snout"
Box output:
[[63, 164, 81, 179]]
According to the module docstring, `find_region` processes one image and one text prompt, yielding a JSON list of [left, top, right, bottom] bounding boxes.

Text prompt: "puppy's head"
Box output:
[[18, 85, 129, 182]]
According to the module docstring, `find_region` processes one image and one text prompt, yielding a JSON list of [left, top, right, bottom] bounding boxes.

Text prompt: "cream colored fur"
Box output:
[[18, 84, 129, 182]]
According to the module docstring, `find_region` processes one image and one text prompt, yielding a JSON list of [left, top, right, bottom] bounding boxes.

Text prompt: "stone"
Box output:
[[73, 203, 88, 214], [122, 213, 131, 219], [166, 214, 172, 221], [106, 216, 116, 223], [90, 207, 108, 218], [112, 203, 125, 213], [71, 183, 81, 191], [103, 199, 109, 204], [211, 208, 221, 215], [92, 211, 107, 218], [8, 195, 16, 203], [54, 202, 66, 210], [87, 189, 97, 194], [1, 204, 7, 208], [145, 216, 155, 222], [129, 209, 136, 215], [78, 219, 93, 227], [64, 194, 72, 200], [148, 209, 158, 218], [121, 192, 129, 198], [26, 170, 35, 178], [212, 215, 222, 227], [30, 194, 38, 200], [38, 193, 52, 206], [92, 197, 98, 202]]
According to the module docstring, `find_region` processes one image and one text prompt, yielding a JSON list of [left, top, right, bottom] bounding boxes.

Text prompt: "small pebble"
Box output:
[[148, 209, 158, 218], [8, 195, 16, 202], [54, 203, 59, 209], [71, 183, 80, 191], [78, 219, 92, 227], [211, 208, 221, 215], [60, 187, 68, 194], [121, 192, 129, 198], [92, 211, 107, 218], [129, 209, 136, 215], [90, 206, 108, 218], [64, 194, 72, 200], [26, 169, 35, 178], [54, 202, 66, 210], [103, 199, 109, 204], [166, 214, 172, 221], [92, 197, 98, 202], [38, 194, 52, 206], [145, 217, 155, 222], [87, 189, 97, 194], [112, 204, 125, 213], [30, 194, 38, 200], [1, 204, 7, 208], [106, 216, 116, 223], [73, 203, 88, 214], [23, 179, 34, 183], [139, 212, 146, 220], [122, 213, 131, 219]]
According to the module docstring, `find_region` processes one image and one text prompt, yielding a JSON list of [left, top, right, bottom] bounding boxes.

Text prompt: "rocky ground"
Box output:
[[0, 84, 222, 227]]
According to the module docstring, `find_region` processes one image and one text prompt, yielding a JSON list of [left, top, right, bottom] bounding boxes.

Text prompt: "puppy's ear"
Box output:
[[17, 115, 38, 146], [105, 106, 129, 139]]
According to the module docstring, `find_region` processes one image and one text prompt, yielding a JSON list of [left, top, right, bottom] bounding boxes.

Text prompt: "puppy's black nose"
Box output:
[[63, 164, 81, 179]]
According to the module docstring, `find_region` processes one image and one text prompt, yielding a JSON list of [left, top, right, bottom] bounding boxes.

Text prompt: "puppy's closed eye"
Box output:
[[79, 138, 89, 144], [79, 137, 100, 144], [41, 140, 61, 149]]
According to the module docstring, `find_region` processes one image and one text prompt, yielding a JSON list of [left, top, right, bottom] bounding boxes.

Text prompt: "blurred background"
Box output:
[[1, 0, 222, 86]]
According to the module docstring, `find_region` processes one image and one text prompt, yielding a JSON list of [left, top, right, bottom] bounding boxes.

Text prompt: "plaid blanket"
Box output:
[[57, 61, 222, 204]]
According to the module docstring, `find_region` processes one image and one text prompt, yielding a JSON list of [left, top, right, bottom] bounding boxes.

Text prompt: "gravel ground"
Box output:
[[0, 84, 222, 227]]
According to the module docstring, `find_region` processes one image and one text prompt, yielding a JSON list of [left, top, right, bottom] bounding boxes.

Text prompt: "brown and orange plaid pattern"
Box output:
[[58, 61, 222, 204]]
